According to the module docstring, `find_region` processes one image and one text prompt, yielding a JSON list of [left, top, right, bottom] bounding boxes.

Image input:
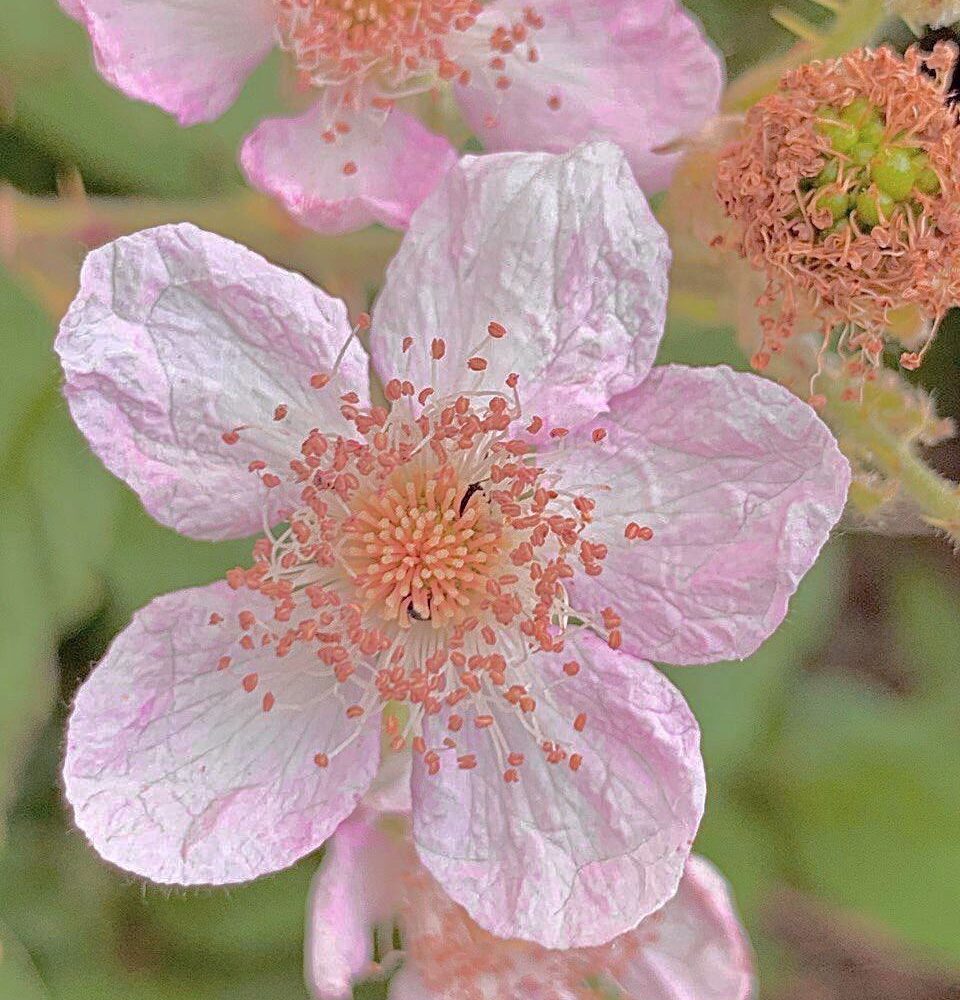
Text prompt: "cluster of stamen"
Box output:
[[715, 43, 960, 383], [210, 321, 637, 785], [274, 0, 551, 127], [275, 0, 480, 91]]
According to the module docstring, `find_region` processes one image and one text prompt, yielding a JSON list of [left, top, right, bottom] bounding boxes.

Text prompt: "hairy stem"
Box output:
[[818, 372, 960, 541]]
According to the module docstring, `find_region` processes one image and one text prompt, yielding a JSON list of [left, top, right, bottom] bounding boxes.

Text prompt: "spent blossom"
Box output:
[[715, 43, 960, 380], [306, 799, 755, 1000], [57, 143, 848, 948], [61, 0, 722, 232]]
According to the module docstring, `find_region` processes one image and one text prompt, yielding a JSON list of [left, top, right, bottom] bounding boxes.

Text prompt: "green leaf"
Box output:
[[0, 820, 117, 969], [24, 398, 124, 628], [0, 270, 55, 455], [143, 862, 314, 961], [104, 493, 253, 626], [663, 539, 844, 775], [0, 495, 57, 827], [354, 981, 391, 999], [0, 270, 122, 828], [0, 921, 49, 1000], [692, 792, 790, 990], [0, 817, 313, 1000], [0, 271, 121, 626], [694, 792, 782, 927], [0, 272, 60, 828], [891, 564, 960, 707], [655, 317, 747, 370], [1, 0, 285, 196], [775, 673, 960, 962], [682, 0, 793, 77], [769, 562, 960, 964]]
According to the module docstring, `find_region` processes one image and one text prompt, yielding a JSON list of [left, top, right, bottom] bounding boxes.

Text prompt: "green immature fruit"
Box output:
[[814, 158, 839, 186], [816, 189, 851, 224], [913, 154, 941, 195], [871, 147, 918, 201], [840, 97, 874, 128], [915, 167, 941, 195], [815, 105, 859, 153], [824, 218, 851, 237], [856, 189, 895, 227], [804, 98, 942, 242], [901, 152, 941, 196], [859, 117, 885, 148]]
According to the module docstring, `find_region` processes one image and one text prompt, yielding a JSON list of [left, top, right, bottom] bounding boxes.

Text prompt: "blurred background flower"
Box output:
[[1, 1, 960, 999], [305, 806, 754, 999]]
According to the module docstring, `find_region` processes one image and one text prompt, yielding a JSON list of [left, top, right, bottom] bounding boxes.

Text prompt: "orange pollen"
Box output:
[[274, 0, 481, 94], [344, 466, 508, 627], [209, 323, 628, 784]]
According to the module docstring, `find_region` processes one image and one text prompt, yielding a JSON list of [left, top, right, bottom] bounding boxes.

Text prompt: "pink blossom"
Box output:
[[306, 803, 755, 1000], [57, 143, 849, 949], [61, 0, 723, 232]]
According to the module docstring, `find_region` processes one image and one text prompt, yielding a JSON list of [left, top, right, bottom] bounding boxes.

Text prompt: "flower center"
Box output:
[[274, 0, 481, 92], [273, 0, 554, 136], [212, 323, 627, 783], [345, 466, 507, 626]]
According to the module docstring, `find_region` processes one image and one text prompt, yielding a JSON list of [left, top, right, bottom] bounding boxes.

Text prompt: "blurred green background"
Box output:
[[2, 1, 960, 998]]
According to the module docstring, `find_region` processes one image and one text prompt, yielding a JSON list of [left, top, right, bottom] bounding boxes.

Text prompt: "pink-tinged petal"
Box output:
[[398, 859, 597, 999], [371, 141, 669, 430], [59, 0, 86, 22], [63, 583, 381, 885], [362, 750, 413, 814], [74, 0, 275, 125], [56, 223, 369, 541], [241, 105, 459, 234], [410, 632, 705, 950], [453, 0, 723, 193], [387, 965, 437, 1000], [394, 850, 751, 999], [554, 365, 850, 665], [600, 855, 755, 999], [306, 810, 402, 1000]]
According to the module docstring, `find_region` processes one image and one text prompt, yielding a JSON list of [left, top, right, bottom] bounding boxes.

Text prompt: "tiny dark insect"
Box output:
[[407, 600, 431, 621], [405, 484, 485, 621], [459, 481, 484, 516]]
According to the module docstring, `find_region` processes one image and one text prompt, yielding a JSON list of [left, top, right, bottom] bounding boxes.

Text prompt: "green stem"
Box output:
[[819, 376, 960, 537], [724, 0, 890, 113]]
